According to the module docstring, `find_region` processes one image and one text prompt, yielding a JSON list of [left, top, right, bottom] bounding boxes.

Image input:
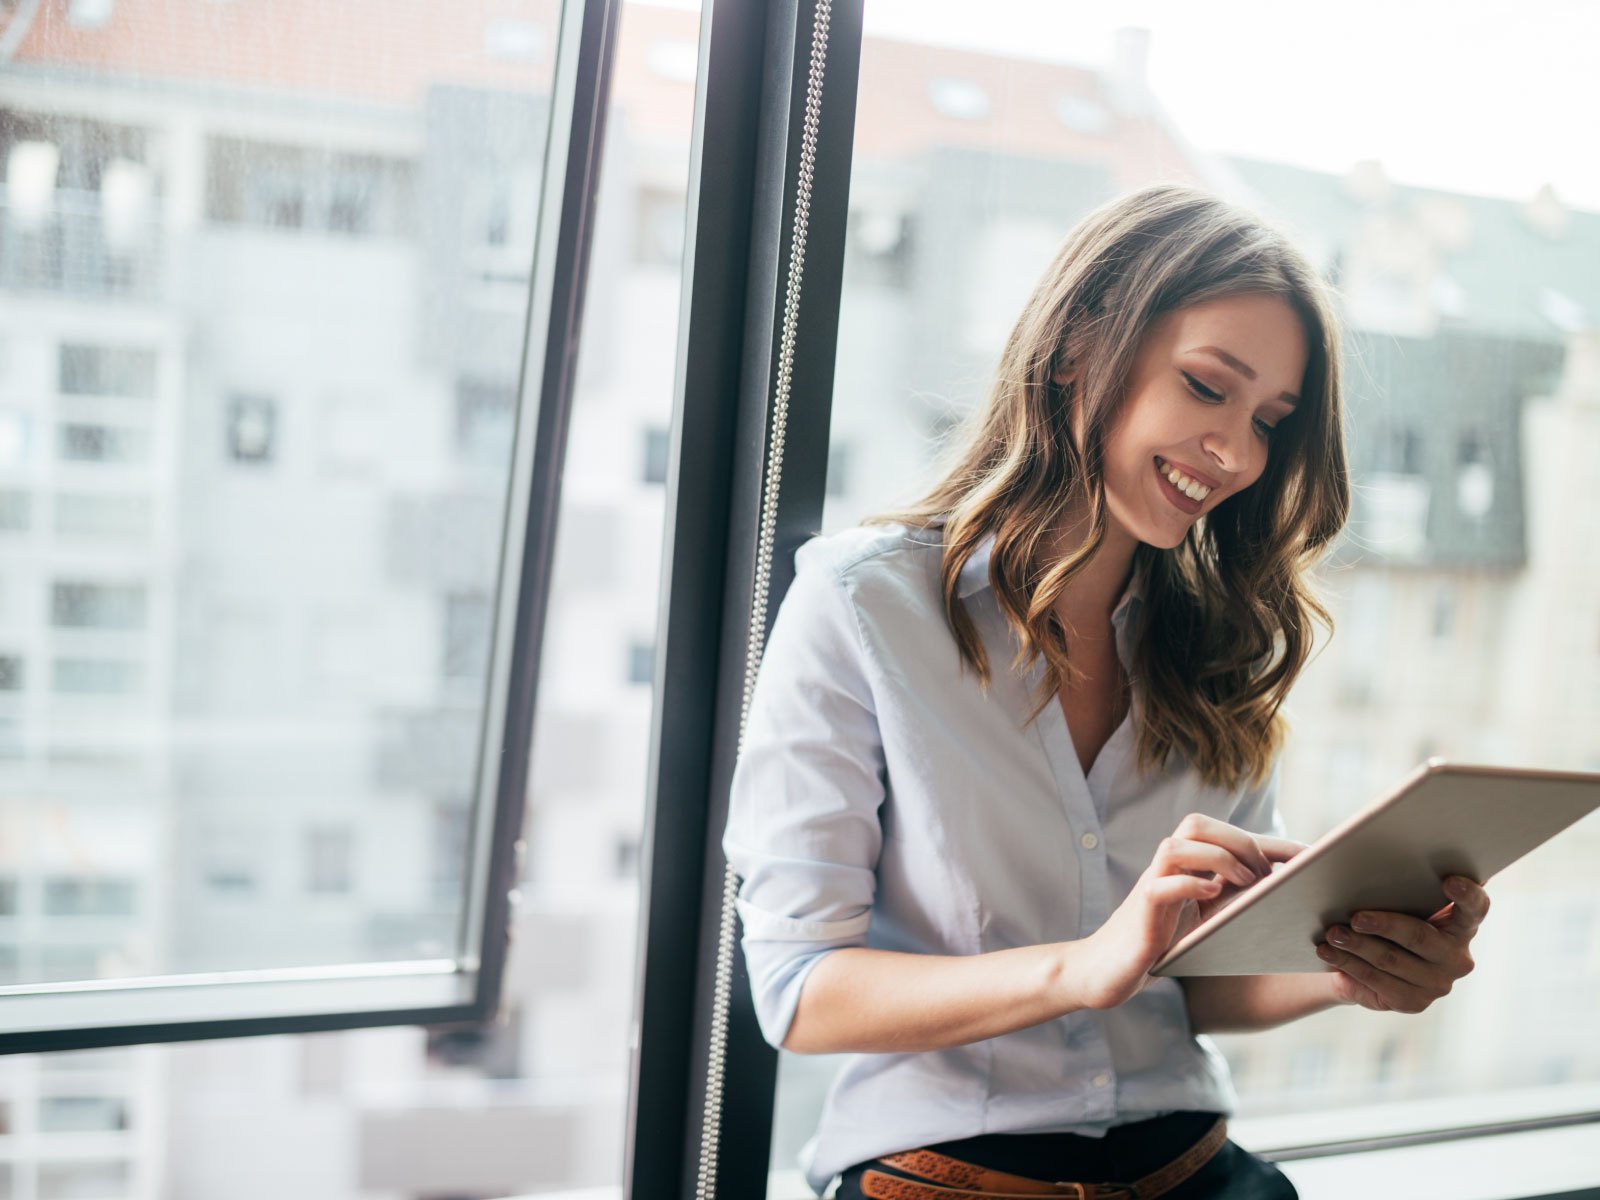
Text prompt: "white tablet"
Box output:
[[1151, 758, 1600, 977]]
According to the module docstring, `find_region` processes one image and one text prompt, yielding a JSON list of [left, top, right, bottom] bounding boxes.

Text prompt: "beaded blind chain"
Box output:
[[696, 2, 835, 1197]]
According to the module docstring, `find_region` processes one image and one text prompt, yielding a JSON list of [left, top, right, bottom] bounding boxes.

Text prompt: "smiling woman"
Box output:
[[1064, 293, 1309, 544], [866, 186, 1350, 794], [722, 186, 1384, 1199]]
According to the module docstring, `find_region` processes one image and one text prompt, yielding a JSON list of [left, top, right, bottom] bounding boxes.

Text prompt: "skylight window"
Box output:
[[927, 77, 989, 120]]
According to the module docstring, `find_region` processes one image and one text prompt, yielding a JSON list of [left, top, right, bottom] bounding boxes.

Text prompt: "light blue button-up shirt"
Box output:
[[722, 522, 1285, 1195]]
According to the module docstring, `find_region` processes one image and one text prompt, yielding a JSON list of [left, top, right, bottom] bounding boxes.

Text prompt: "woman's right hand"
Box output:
[[1075, 813, 1306, 1010]]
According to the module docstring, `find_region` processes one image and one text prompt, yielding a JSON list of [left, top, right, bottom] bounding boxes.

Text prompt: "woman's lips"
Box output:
[[1154, 456, 1204, 514]]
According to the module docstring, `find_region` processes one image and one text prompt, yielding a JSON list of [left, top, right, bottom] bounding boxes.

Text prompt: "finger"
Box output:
[[1346, 910, 1466, 975], [1315, 940, 1440, 1012], [1155, 837, 1260, 889], [1322, 921, 1458, 991], [1148, 873, 1223, 907], [1168, 814, 1277, 879], [1256, 835, 1309, 864], [1439, 877, 1490, 934], [1325, 965, 1390, 1011]]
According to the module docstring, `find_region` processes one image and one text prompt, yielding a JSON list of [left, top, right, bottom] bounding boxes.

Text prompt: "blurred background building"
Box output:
[[0, 1, 1595, 1197]]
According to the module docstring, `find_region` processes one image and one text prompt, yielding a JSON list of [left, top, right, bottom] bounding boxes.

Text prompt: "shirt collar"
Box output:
[[954, 530, 1147, 625]]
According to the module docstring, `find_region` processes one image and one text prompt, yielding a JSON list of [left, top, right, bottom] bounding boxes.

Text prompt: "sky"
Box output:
[[650, 0, 1600, 211], [868, 0, 1600, 209]]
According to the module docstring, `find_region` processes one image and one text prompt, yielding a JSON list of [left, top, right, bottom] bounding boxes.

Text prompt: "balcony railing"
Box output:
[[0, 191, 162, 302]]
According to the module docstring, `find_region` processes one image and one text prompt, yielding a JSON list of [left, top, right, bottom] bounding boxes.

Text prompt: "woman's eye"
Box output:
[[1253, 417, 1278, 439], [1182, 372, 1223, 403]]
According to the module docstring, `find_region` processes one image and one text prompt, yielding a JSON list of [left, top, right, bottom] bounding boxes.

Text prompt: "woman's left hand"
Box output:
[[1316, 875, 1489, 1013]]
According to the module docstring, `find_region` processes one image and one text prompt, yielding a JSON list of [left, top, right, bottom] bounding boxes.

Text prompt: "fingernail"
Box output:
[[1351, 913, 1374, 932], [1445, 878, 1465, 898], [1328, 927, 1350, 946]]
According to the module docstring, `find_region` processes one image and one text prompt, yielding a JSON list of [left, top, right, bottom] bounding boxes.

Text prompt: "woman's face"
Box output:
[[1059, 291, 1308, 551]]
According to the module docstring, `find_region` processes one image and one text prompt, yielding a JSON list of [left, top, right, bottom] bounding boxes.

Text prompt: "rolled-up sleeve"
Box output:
[[721, 540, 888, 1049]]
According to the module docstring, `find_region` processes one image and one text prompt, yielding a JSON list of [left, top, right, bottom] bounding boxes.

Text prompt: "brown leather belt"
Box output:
[[858, 1115, 1228, 1200]]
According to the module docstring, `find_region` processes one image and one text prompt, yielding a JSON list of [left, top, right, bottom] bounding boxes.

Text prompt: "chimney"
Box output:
[[1522, 183, 1569, 240], [1342, 159, 1391, 207]]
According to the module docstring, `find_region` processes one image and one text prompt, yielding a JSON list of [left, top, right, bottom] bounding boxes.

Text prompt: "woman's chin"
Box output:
[[1133, 519, 1191, 550]]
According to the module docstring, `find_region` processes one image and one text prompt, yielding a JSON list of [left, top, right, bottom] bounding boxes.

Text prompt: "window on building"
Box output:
[[443, 593, 492, 682], [39, 1095, 129, 1133], [58, 343, 158, 399], [54, 494, 153, 541], [57, 421, 152, 464], [0, 489, 28, 531], [1432, 582, 1458, 640], [826, 441, 852, 498], [51, 657, 143, 695], [49, 582, 147, 630], [42, 878, 137, 918], [205, 137, 415, 238], [226, 394, 277, 463], [634, 187, 686, 266], [455, 377, 517, 468], [38, 1160, 131, 1197], [626, 638, 653, 685], [642, 425, 669, 484], [306, 826, 354, 895]]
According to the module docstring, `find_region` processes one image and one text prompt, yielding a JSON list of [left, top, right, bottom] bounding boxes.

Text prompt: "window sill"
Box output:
[[1236, 1083, 1600, 1200], [512, 1086, 1600, 1200]]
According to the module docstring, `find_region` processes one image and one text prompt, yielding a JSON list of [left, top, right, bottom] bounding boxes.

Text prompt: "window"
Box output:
[[825, 440, 852, 498], [39, 1095, 129, 1133], [0, 655, 21, 691], [0, 410, 30, 469], [755, 3, 1600, 1195], [42, 878, 137, 918], [455, 377, 517, 467], [226, 393, 276, 463], [38, 1161, 130, 1197], [305, 826, 353, 895], [54, 493, 152, 540], [641, 424, 669, 483], [205, 137, 415, 239], [51, 656, 143, 695], [49, 582, 146, 630], [626, 638, 653, 684], [57, 421, 152, 464], [58, 344, 157, 399], [443, 592, 492, 682], [1432, 582, 1458, 640], [634, 186, 686, 266], [927, 77, 989, 120], [0, 490, 28, 531], [5, 1, 1594, 1197]]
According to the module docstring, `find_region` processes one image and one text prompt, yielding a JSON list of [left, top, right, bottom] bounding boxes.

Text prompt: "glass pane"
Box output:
[[0, 1, 567, 989], [0, 0, 699, 1195], [769, 2, 1600, 1193]]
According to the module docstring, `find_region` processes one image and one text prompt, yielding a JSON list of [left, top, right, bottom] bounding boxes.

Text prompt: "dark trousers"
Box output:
[[835, 1111, 1297, 1200]]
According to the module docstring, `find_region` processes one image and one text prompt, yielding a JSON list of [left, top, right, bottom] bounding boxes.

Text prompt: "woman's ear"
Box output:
[[1051, 357, 1077, 389]]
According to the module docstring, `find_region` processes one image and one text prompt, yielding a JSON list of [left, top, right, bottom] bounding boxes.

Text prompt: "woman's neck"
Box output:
[[1047, 504, 1138, 637]]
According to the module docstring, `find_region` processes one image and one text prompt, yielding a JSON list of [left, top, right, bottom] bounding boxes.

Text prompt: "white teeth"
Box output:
[[1158, 459, 1210, 501]]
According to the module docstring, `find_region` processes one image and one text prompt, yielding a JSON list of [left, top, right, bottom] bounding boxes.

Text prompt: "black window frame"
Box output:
[[0, 0, 621, 1056], [627, 1, 1600, 1196]]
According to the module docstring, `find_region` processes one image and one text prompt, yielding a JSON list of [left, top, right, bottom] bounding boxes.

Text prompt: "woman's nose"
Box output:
[[1201, 417, 1255, 476]]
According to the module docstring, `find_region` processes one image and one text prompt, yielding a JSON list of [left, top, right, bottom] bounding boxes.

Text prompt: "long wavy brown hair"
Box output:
[[863, 184, 1351, 791]]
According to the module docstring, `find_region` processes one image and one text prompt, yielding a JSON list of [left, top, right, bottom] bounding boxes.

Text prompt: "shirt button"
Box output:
[[1092, 1072, 1112, 1088], [1080, 833, 1099, 850]]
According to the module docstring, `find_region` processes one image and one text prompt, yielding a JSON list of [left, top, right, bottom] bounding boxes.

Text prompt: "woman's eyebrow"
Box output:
[[1191, 345, 1299, 407]]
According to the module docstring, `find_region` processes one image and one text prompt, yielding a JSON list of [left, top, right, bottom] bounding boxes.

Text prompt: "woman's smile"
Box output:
[[1153, 455, 1209, 515]]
